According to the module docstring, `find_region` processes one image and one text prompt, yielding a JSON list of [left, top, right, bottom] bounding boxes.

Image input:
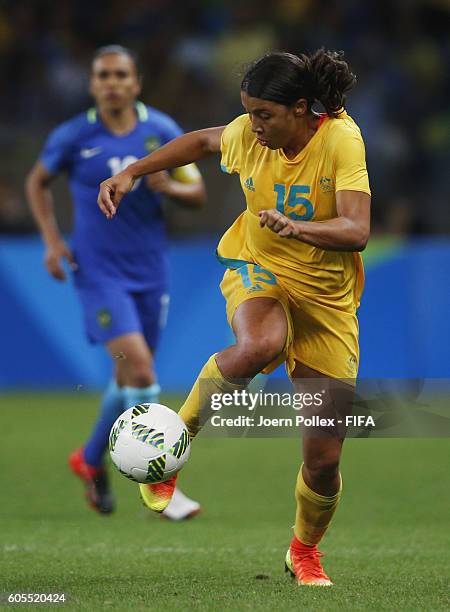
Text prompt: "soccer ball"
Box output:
[[109, 403, 190, 484]]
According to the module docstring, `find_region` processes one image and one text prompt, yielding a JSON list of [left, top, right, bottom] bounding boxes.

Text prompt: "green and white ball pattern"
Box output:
[[109, 403, 190, 484]]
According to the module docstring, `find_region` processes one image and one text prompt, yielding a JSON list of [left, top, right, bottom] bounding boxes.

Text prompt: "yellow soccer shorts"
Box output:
[[219, 263, 359, 381]]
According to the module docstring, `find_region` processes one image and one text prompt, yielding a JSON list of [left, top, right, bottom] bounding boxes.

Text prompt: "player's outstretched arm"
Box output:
[[25, 161, 77, 280], [98, 127, 224, 219], [147, 167, 207, 208]]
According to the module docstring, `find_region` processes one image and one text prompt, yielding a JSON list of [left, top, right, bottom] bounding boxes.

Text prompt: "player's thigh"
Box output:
[[233, 297, 287, 345], [133, 286, 170, 352], [220, 264, 293, 371], [76, 283, 142, 346]]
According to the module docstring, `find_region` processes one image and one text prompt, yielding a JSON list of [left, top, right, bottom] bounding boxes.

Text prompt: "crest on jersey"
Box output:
[[97, 308, 112, 329], [145, 136, 161, 153], [319, 176, 334, 193]]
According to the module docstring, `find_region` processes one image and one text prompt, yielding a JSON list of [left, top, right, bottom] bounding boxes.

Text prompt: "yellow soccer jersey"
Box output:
[[218, 112, 370, 311]]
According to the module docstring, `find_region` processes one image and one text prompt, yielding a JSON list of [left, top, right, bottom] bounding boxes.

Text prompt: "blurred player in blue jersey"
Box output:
[[26, 46, 206, 519]]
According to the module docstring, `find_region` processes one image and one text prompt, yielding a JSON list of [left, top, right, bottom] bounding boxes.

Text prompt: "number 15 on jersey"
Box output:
[[274, 183, 314, 221]]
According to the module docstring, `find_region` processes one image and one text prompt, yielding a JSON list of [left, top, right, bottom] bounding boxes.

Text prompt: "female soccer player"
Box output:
[[98, 49, 371, 585], [26, 46, 205, 519]]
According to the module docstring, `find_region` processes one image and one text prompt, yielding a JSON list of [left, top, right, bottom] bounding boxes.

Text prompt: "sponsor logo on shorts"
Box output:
[[247, 283, 264, 293], [244, 177, 255, 192], [97, 308, 112, 329], [348, 355, 358, 374], [319, 176, 334, 193]]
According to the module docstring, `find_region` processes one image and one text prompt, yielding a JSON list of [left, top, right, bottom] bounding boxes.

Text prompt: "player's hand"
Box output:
[[45, 239, 78, 281], [146, 171, 174, 195], [259, 209, 299, 239], [98, 169, 135, 219]]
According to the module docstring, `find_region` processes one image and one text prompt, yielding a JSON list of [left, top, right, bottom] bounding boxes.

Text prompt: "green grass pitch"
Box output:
[[1, 393, 449, 611]]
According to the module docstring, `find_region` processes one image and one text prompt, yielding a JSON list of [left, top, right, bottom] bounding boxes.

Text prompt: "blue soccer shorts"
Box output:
[[76, 282, 169, 350]]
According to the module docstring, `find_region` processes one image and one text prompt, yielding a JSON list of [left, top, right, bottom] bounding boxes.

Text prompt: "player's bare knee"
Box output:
[[251, 333, 284, 363], [304, 453, 340, 481], [235, 334, 284, 373], [120, 358, 154, 388], [127, 370, 154, 388]]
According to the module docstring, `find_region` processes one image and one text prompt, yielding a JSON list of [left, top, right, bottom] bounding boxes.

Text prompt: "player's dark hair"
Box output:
[[92, 45, 141, 75], [241, 49, 356, 118]]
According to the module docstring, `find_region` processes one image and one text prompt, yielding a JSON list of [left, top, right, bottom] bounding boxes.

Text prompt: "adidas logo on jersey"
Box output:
[[244, 177, 255, 192]]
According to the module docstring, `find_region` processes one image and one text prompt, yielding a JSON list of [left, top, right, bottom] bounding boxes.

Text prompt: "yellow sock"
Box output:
[[178, 354, 247, 439], [294, 464, 342, 546]]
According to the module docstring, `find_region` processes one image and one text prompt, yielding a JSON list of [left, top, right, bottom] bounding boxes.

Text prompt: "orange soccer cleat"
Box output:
[[68, 448, 115, 514], [285, 534, 333, 586], [139, 475, 178, 513]]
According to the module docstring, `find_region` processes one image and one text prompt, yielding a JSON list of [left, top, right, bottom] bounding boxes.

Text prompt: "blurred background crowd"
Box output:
[[0, 0, 448, 235]]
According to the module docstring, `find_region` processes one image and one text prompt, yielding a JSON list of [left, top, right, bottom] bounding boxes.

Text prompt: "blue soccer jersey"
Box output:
[[40, 101, 182, 291]]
